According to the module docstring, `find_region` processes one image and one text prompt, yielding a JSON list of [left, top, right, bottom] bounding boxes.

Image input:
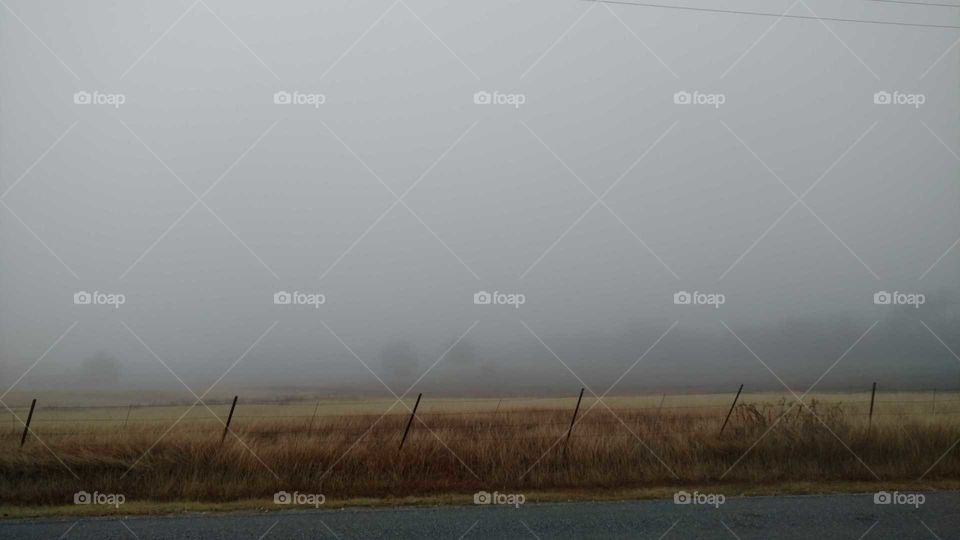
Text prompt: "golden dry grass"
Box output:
[[2, 393, 959, 507]]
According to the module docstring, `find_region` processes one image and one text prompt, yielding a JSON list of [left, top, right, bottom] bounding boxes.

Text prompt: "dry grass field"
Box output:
[[2, 391, 959, 508]]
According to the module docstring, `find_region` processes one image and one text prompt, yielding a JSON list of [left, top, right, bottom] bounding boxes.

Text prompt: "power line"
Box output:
[[585, 0, 960, 29], [865, 0, 960, 7]]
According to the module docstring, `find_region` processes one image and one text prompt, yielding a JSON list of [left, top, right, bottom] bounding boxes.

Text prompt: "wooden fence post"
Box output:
[[653, 393, 666, 432], [123, 405, 133, 429], [221, 395, 238, 443], [399, 393, 422, 451], [719, 384, 743, 435], [19, 399, 36, 448], [563, 388, 585, 453], [307, 400, 321, 433], [932, 389, 937, 417], [868, 382, 877, 429]]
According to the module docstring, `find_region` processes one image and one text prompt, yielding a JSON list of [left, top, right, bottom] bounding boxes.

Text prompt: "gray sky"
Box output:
[[1, 0, 959, 401]]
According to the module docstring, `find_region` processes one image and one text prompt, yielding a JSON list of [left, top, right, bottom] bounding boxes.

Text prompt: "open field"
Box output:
[[2, 392, 960, 510]]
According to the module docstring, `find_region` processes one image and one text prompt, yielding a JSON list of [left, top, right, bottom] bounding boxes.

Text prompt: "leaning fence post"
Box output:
[[123, 405, 133, 429], [868, 382, 877, 429], [221, 395, 238, 443], [563, 388, 585, 453], [19, 399, 36, 448], [399, 393, 422, 451], [307, 400, 321, 433], [719, 384, 743, 435], [653, 393, 666, 432]]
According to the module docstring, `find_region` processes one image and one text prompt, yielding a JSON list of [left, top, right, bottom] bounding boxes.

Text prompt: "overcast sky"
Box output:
[[1, 0, 958, 401]]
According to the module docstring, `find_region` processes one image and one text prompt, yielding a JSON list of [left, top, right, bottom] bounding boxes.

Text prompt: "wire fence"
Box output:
[[5, 387, 960, 443]]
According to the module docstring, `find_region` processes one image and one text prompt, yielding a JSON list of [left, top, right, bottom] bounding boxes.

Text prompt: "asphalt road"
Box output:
[[2, 492, 958, 539]]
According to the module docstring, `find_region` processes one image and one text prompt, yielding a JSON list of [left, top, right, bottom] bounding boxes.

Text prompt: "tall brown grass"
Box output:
[[2, 398, 959, 506]]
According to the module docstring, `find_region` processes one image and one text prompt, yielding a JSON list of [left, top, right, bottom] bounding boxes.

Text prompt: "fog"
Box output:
[[1, 0, 958, 402]]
